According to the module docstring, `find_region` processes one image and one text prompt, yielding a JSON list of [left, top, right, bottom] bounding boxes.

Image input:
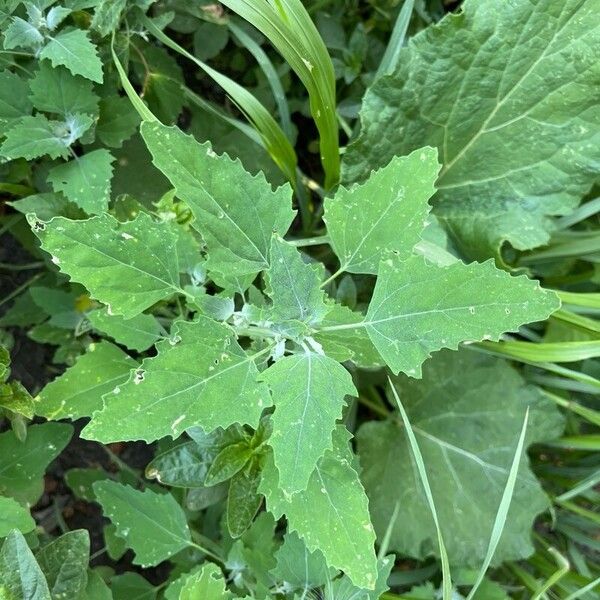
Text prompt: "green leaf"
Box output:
[[0, 70, 32, 134], [29, 212, 184, 319], [36, 530, 89, 600], [87, 307, 161, 352], [82, 318, 271, 443], [110, 573, 157, 600], [357, 349, 565, 566], [260, 426, 378, 590], [327, 555, 394, 600], [0, 114, 79, 160], [343, 0, 600, 257], [3, 17, 43, 50], [35, 341, 136, 420], [29, 62, 99, 117], [227, 457, 263, 538], [40, 29, 103, 83], [93, 481, 191, 567], [0, 530, 51, 600], [266, 236, 330, 326], [140, 121, 295, 278], [324, 148, 440, 274], [91, 0, 127, 36], [10, 193, 86, 223], [271, 531, 335, 592], [205, 441, 252, 486], [64, 468, 112, 502], [0, 423, 73, 505], [80, 569, 112, 600], [47, 149, 115, 214], [259, 352, 356, 494], [313, 303, 383, 368], [362, 255, 559, 376], [103, 523, 127, 561], [96, 95, 140, 148], [180, 563, 233, 600], [0, 496, 35, 537], [0, 380, 35, 419]]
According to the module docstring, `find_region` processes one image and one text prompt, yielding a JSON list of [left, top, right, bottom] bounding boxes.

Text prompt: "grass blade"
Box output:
[[220, 0, 339, 189], [465, 408, 529, 600], [228, 20, 293, 141], [477, 339, 600, 363], [564, 575, 600, 600], [388, 378, 452, 600], [531, 547, 570, 600], [141, 14, 298, 186], [376, 0, 415, 79]]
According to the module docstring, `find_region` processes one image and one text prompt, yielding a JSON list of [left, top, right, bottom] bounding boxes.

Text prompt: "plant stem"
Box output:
[[320, 267, 344, 288], [0, 273, 43, 309], [0, 261, 45, 271]]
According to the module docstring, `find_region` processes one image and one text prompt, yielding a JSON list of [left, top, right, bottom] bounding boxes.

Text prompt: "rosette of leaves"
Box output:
[[25, 116, 562, 590]]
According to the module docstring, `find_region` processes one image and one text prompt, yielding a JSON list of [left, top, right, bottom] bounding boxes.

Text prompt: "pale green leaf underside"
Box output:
[[87, 307, 161, 352], [362, 255, 559, 376], [325, 147, 440, 274], [343, 0, 600, 256], [35, 341, 137, 421], [30, 212, 183, 319], [1, 115, 71, 160], [0, 530, 51, 600], [93, 481, 191, 567], [260, 352, 356, 494], [266, 236, 330, 326], [260, 426, 378, 590], [0, 496, 35, 537], [47, 149, 115, 215], [358, 349, 565, 566], [141, 121, 295, 277], [180, 563, 234, 600], [82, 317, 271, 443]]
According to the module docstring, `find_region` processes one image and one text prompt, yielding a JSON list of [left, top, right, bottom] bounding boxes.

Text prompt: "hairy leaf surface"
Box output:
[[343, 0, 600, 256], [357, 350, 565, 565]]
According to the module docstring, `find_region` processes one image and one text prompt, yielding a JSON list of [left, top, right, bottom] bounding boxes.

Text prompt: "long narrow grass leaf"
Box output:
[[531, 547, 570, 600], [228, 20, 293, 140], [220, 0, 339, 189], [465, 408, 529, 600], [564, 575, 600, 600], [141, 14, 298, 185], [477, 339, 600, 363], [388, 378, 452, 600], [376, 0, 415, 79]]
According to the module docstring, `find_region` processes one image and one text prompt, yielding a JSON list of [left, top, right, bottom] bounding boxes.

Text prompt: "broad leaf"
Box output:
[[325, 148, 440, 274], [260, 426, 378, 590], [259, 352, 356, 493], [266, 236, 330, 326], [40, 29, 103, 83], [0, 496, 35, 537], [271, 531, 334, 592], [327, 555, 394, 600], [343, 0, 600, 257], [357, 349, 565, 565], [36, 530, 89, 600], [0, 423, 72, 505], [87, 307, 161, 352], [0, 530, 51, 600], [47, 149, 115, 214], [110, 572, 158, 600], [227, 457, 263, 538], [141, 121, 295, 277], [93, 481, 191, 567], [361, 255, 559, 376], [180, 563, 233, 600], [3, 17, 43, 50], [0, 70, 31, 134], [1, 114, 76, 160], [35, 341, 136, 420], [29, 62, 99, 117], [30, 212, 184, 319], [96, 95, 140, 148], [82, 318, 271, 443]]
